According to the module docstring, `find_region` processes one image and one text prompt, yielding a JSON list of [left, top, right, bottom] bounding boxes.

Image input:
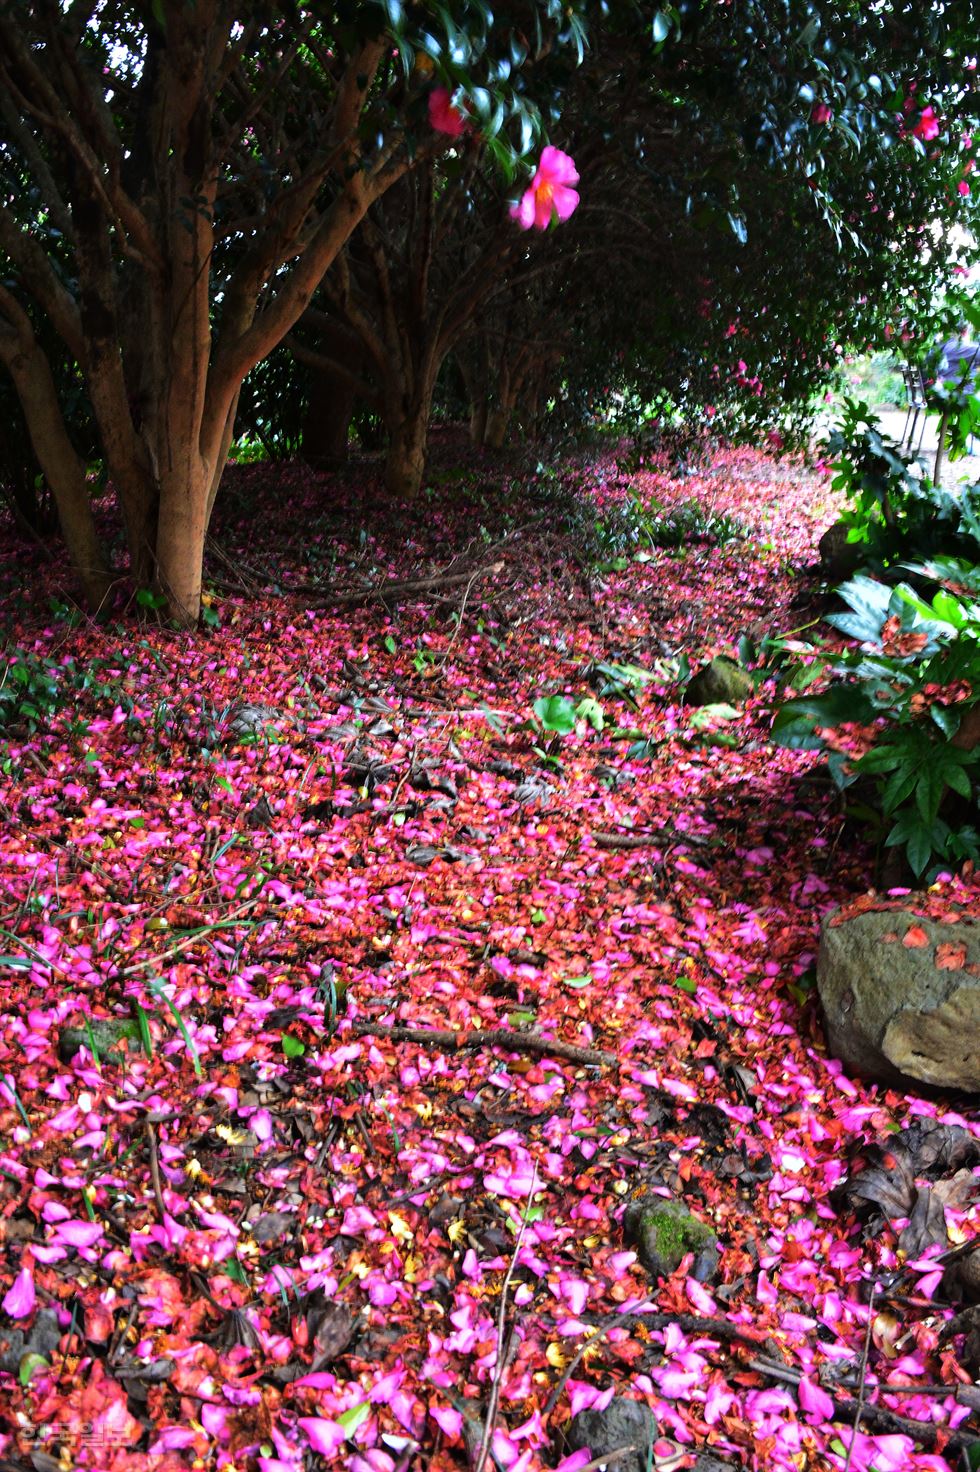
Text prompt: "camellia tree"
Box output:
[[0, 0, 596, 621], [287, 104, 583, 496], [446, 0, 980, 451]]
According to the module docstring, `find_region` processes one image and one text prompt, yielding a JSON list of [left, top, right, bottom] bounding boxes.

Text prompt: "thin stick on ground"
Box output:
[[843, 1279, 877, 1472], [473, 1165, 538, 1472], [144, 1119, 167, 1222], [306, 561, 505, 608]]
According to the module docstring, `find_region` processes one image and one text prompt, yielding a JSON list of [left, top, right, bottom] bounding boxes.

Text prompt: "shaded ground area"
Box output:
[[0, 438, 976, 1472]]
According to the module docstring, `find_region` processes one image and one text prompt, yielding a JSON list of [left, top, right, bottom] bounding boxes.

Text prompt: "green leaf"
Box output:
[[576, 696, 605, 732], [338, 1402, 372, 1439], [133, 1002, 154, 1061], [855, 745, 903, 774], [563, 974, 592, 989], [532, 695, 577, 734], [282, 1034, 306, 1058], [915, 764, 944, 824], [690, 703, 740, 728], [944, 763, 973, 799], [930, 704, 961, 738], [136, 586, 167, 610], [675, 974, 697, 994], [825, 575, 893, 643], [19, 1353, 49, 1387], [881, 765, 920, 816], [149, 981, 202, 1078], [770, 716, 826, 752]]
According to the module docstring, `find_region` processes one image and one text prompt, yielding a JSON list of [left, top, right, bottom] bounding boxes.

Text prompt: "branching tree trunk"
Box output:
[[294, 155, 541, 501], [0, 287, 111, 607], [0, 5, 428, 622]]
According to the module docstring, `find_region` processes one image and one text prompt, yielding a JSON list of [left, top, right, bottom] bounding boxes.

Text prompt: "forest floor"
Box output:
[[0, 435, 977, 1472]]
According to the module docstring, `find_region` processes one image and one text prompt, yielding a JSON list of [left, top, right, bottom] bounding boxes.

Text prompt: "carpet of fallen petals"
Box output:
[[0, 436, 977, 1472]]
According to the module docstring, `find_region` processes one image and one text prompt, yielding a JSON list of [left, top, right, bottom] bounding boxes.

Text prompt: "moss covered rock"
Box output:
[[58, 1017, 140, 1065], [685, 655, 753, 708], [623, 1194, 719, 1282]]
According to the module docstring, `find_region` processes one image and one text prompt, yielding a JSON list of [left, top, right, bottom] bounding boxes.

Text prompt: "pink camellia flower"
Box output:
[[429, 88, 467, 137], [510, 146, 580, 231], [959, 180, 971, 196], [798, 1374, 834, 1423], [298, 1418, 346, 1457], [913, 106, 940, 141], [811, 103, 833, 125], [3, 1264, 35, 1318]]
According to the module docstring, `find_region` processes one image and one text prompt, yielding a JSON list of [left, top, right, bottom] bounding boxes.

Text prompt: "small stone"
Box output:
[[818, 520, 863, 580], [0, 1308, 63, 1373], [227, 703, 281, 741], [623, 1194, 719, 1282], [251, 1212, 293, 1244], [685, 656, 753, 708], [566, 1397, 657, 1472]]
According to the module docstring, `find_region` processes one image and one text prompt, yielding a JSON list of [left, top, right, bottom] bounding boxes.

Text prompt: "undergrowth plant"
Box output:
[[772, 563, 980, 877], [0, 646, 126, 739], [825, 397, 980, 569]]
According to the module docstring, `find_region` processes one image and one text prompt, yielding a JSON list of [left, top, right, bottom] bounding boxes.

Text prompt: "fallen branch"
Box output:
[[748, 1356, 979, 1453], [593, 832, 664, 851], [844, 1279, 876, 1472], [118, 898, 261, 976], [144, 1120, 167, 1222], [350, 1022, 615, 1068], [547, 1310, 773, 1420], [558, 1314, 978, 1454], [307, 561, 504, 608], [592, 828, 712, 851]]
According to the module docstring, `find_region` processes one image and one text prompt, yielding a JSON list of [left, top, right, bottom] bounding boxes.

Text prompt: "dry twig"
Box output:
[[350, 1021, 614, 1068], [473, 1166, 538, 1472]]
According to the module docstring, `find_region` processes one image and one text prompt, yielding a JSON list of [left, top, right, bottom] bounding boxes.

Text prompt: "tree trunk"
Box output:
[[469, 398, 489, 447], [484, 405, 513, 450], [302, 367, 356, 468], [0, 329, 112, 609], [384, 409, 430, 499], [154, 454, 209, 628]]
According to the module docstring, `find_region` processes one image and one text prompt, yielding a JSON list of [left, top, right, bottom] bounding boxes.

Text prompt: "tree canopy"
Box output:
[[1, 0, 979, 618]]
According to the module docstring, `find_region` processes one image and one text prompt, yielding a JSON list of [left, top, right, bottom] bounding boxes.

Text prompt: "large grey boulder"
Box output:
[[818, 905, 980, 1092]]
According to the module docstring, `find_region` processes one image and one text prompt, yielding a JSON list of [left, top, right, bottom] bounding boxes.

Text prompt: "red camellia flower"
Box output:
[[811, 102, 833, 125], [428, 87, 467, 137]]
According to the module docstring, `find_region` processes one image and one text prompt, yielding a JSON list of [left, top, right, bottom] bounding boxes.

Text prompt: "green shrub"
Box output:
[[771, 563, 980, 877], [826, 398, 980, 570], [0, 646, 124, 737]]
